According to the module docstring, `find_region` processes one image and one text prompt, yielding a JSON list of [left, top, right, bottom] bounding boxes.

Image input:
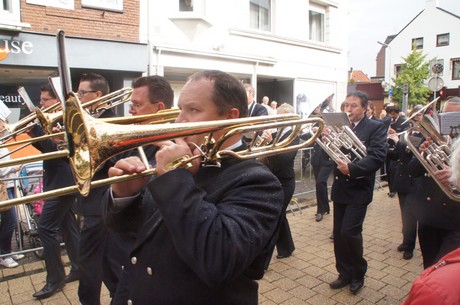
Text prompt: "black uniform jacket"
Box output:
[[408, 157, 460, 231], [103, 146, 284, 305], [31, 124, 75, 191], [331, 116, 387, 204], [249, 101, 268, 117]]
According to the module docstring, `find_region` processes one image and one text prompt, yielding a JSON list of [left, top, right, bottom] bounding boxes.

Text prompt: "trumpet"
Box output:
[[0, 95, 323, 209], [403, 98, 460, 202]]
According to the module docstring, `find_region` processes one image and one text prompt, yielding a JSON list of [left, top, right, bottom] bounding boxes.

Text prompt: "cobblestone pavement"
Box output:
[[1, 183, 422, 305]]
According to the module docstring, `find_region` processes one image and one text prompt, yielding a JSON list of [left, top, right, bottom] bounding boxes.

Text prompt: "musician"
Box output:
[[408, 96, 460, 269], [244, 83, 268, 117], [385, 105, 410, 198], [261, 103, 298, 262], [329, 91, 387, 295], [451, 137, 460, 188], [387, 105, 423, 260], [73, 72, 124, 305], [103, 70, 283, 305], [31, 84, 80, 300]]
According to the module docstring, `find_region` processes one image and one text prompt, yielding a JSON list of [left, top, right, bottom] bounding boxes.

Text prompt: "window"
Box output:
[[452, 58, 460, 80], [179, 0, 193, 11], [81, 0, 123, 12], [309, 3, 326, 42], [250, 0, 271, 31], [430, 59, 444, 76], [26, 0, 74, 10], [1, 0, 21, 25], [437, 33, 449, 47], [395, 64, 405, 77], [411, 37, 423, 50]]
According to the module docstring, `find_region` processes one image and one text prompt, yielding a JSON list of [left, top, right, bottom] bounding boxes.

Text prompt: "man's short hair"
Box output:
[[346, 91, 368, 108], [388, 105, 400, 114], [132, 76, 174, 109], [187, 70, 248, 118], [79, 72, 110, 95], [40, 83, 57, 99]]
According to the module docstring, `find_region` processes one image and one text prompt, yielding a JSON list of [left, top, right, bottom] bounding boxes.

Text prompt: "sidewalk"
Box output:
[[1, 185, 422, 305]]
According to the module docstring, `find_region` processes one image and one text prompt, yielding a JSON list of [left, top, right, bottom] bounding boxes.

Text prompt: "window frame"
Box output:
[[1, 0, 21, 23], [436, 33, 449, 47], [26, 0, 74, 10], [308, 3, 325, 42], [411, 37, 423, 50], [452, 58, 460, 80], [81, 0, 123, 12], [249, 0, 271, 32]]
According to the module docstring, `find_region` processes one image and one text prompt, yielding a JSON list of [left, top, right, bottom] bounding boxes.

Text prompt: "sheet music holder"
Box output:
[[439, 112, 460, 137], [321, 112, 350, 127], [17, 86, 36, 113], [48, 76, 65, 106]]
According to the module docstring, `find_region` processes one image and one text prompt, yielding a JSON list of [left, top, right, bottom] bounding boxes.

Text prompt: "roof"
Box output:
[[349, 70, 371, 83]]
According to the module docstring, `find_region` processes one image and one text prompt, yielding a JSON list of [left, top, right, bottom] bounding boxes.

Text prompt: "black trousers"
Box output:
[[418, 224, 460, 269], [78, 215, 121, 305], [38, 195, 80, 284], [312, 163, 333, 214], [275, 177, 296, 257], [397, 193, 417, 251], [332, 202, 368, 280]]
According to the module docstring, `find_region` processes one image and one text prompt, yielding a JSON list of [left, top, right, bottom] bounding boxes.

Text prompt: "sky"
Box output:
[[347, 0, 426, 77]]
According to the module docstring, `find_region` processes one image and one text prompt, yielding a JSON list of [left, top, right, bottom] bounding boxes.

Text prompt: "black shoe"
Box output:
[[315, 213, 323, 222], [65, 272, 79, 283], [276, 254, 291, 259], [349, 278, 364, 294], [329, 276, 351, 289], [33, 281, 65, 299], [403, 250, 414, 260], [397, 244, 409, 252], [388, 192, 396, 198]]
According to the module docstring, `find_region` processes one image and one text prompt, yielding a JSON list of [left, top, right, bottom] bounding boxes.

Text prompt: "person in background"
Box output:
[[270, 101, 278, 115], [31, 84, 80, 300], [366, 102, 381, 121], [0, 118, 23, 268], [261, 95, 272, 114], [103, 70, 283, 305], [77, 72, 111, 116], [244, 84, 268, 117], [261, 103, 298, 262], [387, 105, 423, 260], [328, 91, 387, 295]]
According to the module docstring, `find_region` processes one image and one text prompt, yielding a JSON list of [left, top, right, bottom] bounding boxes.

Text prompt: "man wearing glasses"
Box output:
[[76, 72, 111, 117]]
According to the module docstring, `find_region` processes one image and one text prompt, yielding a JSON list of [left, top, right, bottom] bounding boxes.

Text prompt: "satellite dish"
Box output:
[[427, 76, 444, 92]]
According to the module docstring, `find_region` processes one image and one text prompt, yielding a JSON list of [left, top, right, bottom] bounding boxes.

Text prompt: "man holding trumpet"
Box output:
[[103, 70, 284, 305]]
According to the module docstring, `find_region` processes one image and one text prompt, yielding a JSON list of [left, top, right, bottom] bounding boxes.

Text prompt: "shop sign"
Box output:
[[0, 39, 34, 61]]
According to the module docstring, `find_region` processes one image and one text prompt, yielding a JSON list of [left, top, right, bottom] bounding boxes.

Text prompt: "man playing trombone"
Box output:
[[103, 70, 284, 305]]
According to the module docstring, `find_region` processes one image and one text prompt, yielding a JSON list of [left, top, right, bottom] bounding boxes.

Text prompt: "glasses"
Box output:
[[77, 90, 97, 97]]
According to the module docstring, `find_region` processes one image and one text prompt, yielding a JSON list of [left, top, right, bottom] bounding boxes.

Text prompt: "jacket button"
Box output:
[[408, 175, 411, 177], [147, 267, 153, 275], [127, 300, 133, 305], [345, 179, 349, 182], [121, 265, 124, 270], [335, 176, 338, 180], [442, 203, 447, 206], [427, 197, 431, 201], [131, 257, 137, 265], [424, 173, 429, 177]]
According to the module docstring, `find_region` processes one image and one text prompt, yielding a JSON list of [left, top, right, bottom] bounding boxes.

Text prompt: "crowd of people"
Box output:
[[0, 70, 459, 304]]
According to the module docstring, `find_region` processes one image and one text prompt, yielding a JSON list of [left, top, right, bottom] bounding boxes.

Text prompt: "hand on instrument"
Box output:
[[261, 130, 273, 144], [419, 137, 432, 155], [155, 138, 201, 176], [321, 126, 330, 141], [51, 126, 65, 145], [109, 156, 150, 198], [387, 133, 399, 145], [337, 160, 350, 176], [434, 167, 452, 187]]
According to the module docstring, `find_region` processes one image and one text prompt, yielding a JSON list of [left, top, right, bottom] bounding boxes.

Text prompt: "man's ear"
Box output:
[[96, 91, 103, 98], [157, 102, 166, 111], [227, 108, 240, 119]]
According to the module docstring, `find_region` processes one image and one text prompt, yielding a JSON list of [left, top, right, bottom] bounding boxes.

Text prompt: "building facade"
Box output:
[[140, 0, 348, 115], [0, 0, 146, 122]]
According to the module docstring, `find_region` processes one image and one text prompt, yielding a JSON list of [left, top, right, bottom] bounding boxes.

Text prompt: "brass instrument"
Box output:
[[403, 99, 460, 202], [0, 108, 180, 166], [0, 95, 323, 209]]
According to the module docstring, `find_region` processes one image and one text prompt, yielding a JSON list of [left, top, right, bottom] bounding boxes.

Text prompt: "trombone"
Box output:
[[0, 95, 323, 208]]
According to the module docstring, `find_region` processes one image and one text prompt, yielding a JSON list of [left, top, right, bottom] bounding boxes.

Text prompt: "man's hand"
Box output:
[[109, 156, 150, 198], [337, 160, 350, 176], [387, 133, 399, 145], [155, 138, 201, 176], [434, 167, 452, 187]]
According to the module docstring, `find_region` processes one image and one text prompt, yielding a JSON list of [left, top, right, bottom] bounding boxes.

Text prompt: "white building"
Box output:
[[378, 0, 460, 98], [139, 0, 348, 115]]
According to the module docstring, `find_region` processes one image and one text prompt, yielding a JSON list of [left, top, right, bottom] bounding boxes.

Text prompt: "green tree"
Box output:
[[391, 48, 431, 107]]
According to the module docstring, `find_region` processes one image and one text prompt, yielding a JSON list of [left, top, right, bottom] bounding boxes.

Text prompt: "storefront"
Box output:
[[0, 30, 148, 122]]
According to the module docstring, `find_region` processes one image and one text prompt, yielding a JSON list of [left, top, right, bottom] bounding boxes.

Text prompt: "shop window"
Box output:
[[81, 0, 123, 12], [436, 33, 449, 47], [411, 37, 423, 50], [250, 0, 271, 31], [452, 58, 460, 80], [26, 0, 74, 10]]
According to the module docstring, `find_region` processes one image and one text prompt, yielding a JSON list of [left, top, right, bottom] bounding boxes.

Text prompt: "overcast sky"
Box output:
[[347, 0, 427, 77]]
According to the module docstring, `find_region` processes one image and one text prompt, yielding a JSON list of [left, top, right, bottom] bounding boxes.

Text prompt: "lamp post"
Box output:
[[377, 41, 392, 103]]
